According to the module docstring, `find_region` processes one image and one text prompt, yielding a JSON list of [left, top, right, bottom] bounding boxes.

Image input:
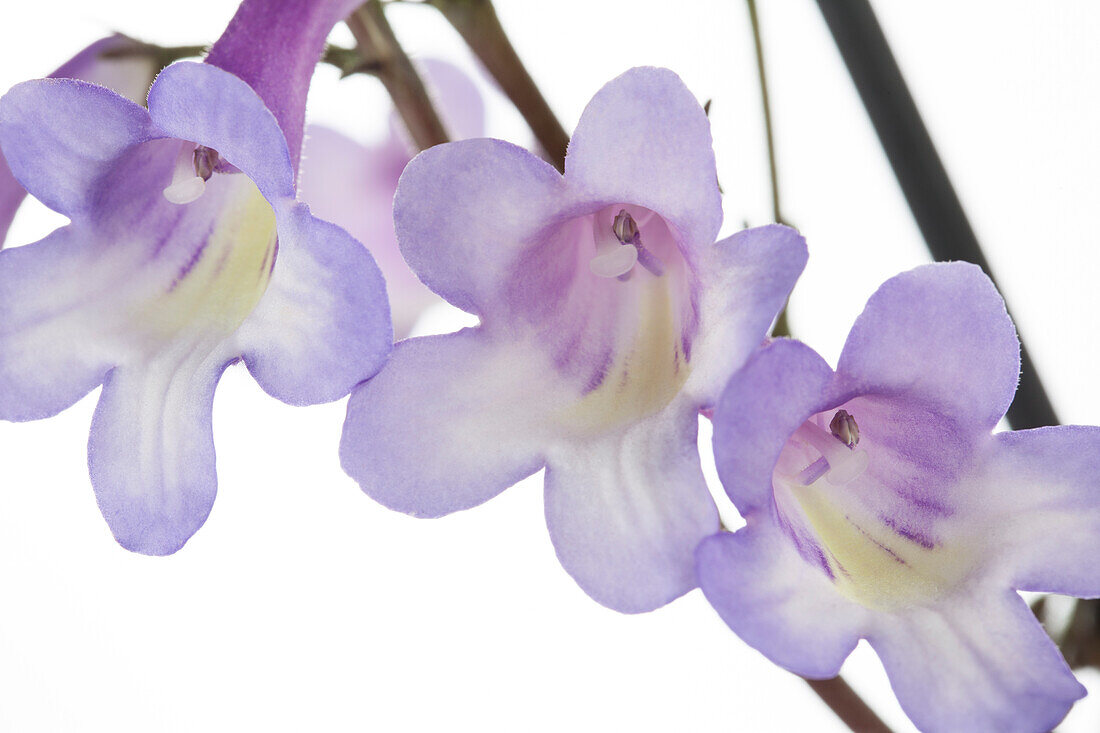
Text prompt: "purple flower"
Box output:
[[697, 262, 1100, 732], [0, 0, 391, 555], [340, 67, 807, 613], [299, 59, 485, 338], [0, 34, 159, 246]]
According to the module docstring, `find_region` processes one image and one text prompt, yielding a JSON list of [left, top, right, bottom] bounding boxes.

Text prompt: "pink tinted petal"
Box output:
[[838, 262, 1020, 432], [204, 0, 362, 172], [868, 588, 1083, 733], [544, 404, 719, 613], [565, 67, 721, 252], [418, 58, 485, 142], [695, 523, 866, 678], [684, 224, 808, 406], [147, 62, 294, 202], [238, 206, 392, 406], [712, 339, 837, 515], [52, 34, 157, 105], [299, 126, 435, 338], [340, 328, 551, 517], [969, 426, 1100, 597], [0, 79, 156, 218], [393, 138, 564, 316], [89, 348, 235, 555]]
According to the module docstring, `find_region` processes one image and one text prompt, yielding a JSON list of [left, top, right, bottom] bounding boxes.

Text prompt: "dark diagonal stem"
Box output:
[[347, 0, 450, 150], [429, 0, 569, 171], [813, 0, 1057, 431], [806, 677, 893, 733], [746, 0, 783, 225]]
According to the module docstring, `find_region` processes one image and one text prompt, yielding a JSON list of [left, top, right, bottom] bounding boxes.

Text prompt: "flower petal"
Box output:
[[837, 262, 1019, 431], [51, 34, 157, 106], [340, 328, 551, 517], [203, 0, 362, 173], [418, 58, 485, 142], [0, 157, 21, 246], [88, 348, 233, 555], [298, 126, 435, 339], [970, 426, 1100, 597], [0, 226, 122, 421], [237, 206, 392, 405], [564, 67, 722, 251], [393, 137, 564, 316], [544, 403, 719, 613], [684, 224, 808, 406], [0, 78, 155, 218], [712, 339, 837, 515], [868, 588, 1084, 733], [147, 62, 295, 202], [695, 523, 866, 678]]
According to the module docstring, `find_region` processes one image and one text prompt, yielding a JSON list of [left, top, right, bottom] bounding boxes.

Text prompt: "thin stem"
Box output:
[[346, 0, 449, 151], [745, 0, 783, 225], [428, 0, 568, 171], [805, 676, 894, 733]]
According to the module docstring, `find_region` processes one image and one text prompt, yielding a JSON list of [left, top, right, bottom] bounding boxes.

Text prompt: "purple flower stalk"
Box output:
[[697, 262, 1100, 732], [340, 67, 808, 613], [0, 34, 159, 246], [299, 59, 485, 338], [0, 0, 392, 555]]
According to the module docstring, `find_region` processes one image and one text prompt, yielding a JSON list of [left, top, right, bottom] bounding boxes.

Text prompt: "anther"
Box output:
[[792, 414, 869, 487], [829, 409, 859, 448], [163, 144, 221, 205]]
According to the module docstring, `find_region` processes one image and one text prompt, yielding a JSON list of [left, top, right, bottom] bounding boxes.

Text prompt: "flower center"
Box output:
[[162, 143, 223, 205], [792, 410, 870, 486], [773, 404, 965, 610], [588, 209, 665, 279]]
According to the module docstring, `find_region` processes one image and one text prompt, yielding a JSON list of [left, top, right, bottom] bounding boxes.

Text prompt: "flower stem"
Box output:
[[428, 0, 569, 171], [805, 676, 893, 733], [745, 0, 784, 226], [346, 0, 450, 151]]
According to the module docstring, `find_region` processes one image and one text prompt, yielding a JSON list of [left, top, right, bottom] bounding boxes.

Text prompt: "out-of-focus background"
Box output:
[[0, 1, 1098, 730]]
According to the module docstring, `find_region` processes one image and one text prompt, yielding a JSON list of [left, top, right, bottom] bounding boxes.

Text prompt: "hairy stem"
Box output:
[[346, 0, 450, 150], [429, 0, 568, 171]]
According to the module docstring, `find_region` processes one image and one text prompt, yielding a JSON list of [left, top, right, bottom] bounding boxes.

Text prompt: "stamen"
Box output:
[[163, 144, 221, 205], [793, 413, 869, 486], [590, 208, 665, 279], [830, 409, 859, 447]]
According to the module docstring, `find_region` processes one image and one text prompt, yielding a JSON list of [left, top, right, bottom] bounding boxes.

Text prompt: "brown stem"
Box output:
[[429, 0, 568, 171], [346, 0, 450, 150], [805, 676, 893, 733], [745, 0, 784, 226]]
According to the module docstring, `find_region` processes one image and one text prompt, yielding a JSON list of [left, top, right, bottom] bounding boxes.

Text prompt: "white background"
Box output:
[[1, 1, 1099, 730]]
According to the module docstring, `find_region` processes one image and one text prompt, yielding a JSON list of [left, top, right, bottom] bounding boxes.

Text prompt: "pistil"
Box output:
[[589, 209, 665, 279]]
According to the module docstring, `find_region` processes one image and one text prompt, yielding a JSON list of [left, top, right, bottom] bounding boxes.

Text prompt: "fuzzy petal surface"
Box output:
[[340, 328, 554, 517], [565, 67, 721, 252], [869, 588, 1084, 733], [696, 523, 867, 678], [393, 138, 564, 316], [544, 403, 719, 613], [238, 206, 392, 405], [838, 262, 1020, 432]]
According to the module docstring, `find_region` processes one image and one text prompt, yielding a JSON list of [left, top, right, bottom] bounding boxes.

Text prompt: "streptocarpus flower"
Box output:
[[697, 262, 1100, 732], [340, 67, 807, 613], [299, 59, 485, 338], [0, 0, 391, 555], [0, 34, 158, 245]]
